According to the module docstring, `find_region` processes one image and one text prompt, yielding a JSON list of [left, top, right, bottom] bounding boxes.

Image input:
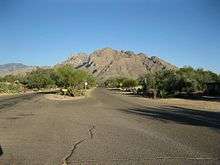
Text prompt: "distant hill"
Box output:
[[0, 63, 34, 76], [59, 48, 177, 79]]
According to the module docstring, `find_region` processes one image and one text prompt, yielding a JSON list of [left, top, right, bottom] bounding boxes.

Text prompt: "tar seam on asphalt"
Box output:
[[69, 156, 220, 163], [62, 125, 96, 165]]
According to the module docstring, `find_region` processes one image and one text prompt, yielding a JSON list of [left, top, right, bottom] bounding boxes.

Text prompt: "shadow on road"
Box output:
[[0, 145, 3, 157], [0, 94, 38, 111], [120, 106, 220, 130]]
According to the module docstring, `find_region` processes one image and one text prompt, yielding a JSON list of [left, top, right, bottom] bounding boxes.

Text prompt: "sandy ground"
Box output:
[[44, 94, 84, 101]]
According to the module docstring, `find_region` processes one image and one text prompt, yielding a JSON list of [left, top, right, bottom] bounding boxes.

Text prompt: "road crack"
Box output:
[[62, 125, 96, 165], [88, 125, 95, 139]]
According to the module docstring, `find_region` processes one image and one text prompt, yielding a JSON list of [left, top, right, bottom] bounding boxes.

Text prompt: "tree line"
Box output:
[[103, 67, 220, 98], [1, 66, 220, 98], [0, 65, 96, 96]]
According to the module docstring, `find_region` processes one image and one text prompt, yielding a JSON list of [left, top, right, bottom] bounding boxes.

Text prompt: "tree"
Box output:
[[139, 72, 157, 98], [104, 77, 138, 89], [139, 67, 220, 98], [122, 78, 138, 88], [176, 67, 219, 93], [25, 68, 55, 89], [54, 65, 96, 89]]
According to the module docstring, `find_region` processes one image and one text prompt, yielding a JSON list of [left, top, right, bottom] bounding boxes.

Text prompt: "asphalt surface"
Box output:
[[0, 88, 220, 165]]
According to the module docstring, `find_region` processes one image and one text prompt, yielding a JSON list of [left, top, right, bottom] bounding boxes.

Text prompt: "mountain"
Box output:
[[0, 48, 177, 78], [60, 48, 177, 79], [0, 63, 33, 76]]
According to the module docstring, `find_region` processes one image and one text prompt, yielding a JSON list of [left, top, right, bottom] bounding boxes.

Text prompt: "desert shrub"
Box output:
[[0, 82, 22, 94], [104, 77, 137, 88], [139, 67, 220, 98], [0, 66, 96, 95], [24, 68, 55, 89], [176, 67, 219, 93], [104, 78, 121, 88], [122, 78, 138, 88], [2, 75, 18, 83], [85, 74, 96, 88], [0, 74, 27, 90], [66, 87, 86, 97], [54, 65, 96, 89], [124, 51, 135, 55], [1, 74, 26, 83]]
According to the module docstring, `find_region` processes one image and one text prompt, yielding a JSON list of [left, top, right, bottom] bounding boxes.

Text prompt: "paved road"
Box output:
[[0, 88, 220, 165]]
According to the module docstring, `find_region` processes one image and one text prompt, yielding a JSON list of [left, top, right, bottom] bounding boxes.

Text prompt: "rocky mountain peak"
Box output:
[[61, 48, 177, 79]]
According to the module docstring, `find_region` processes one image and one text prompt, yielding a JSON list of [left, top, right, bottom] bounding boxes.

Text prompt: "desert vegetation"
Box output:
[[104, 67, 220, 98], [0, 75, 23, 94], [0, 65, 96, 96], [104, 77, 138, 89], [0, 82, 22, 94], [1, 65, 220, 98]]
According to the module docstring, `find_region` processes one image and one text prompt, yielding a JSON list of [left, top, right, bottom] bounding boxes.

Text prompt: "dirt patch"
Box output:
[[44, 94, 84, 101]]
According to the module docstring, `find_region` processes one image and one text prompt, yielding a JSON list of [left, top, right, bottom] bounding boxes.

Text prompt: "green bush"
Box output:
[[104, 77, 138, 88], [24, 68, 55, 89], [122, 78, 138, 88], [104, 78, 121, 88], [139, 67, 220, 98], [54, 65, 96, 89], [2, 75, 18, 83], [1, 74, 26, 83], [0, 66, 96, 96]]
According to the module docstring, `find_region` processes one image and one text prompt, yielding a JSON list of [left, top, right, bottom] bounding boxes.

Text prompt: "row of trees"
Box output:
[[1, 66, 219, 97], [103, 67, 220, 98], [139, 67, 220, 98], [104, 77, 138, 89], [0, 65, 96, 96]]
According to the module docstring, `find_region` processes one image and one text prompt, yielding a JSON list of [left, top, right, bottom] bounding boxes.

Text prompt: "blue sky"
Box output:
[[0, 0, 220, 72]]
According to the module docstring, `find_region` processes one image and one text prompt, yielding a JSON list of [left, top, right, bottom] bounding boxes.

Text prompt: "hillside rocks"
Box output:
[[1, 48, 177, 79], [61, 48, 177, 79]]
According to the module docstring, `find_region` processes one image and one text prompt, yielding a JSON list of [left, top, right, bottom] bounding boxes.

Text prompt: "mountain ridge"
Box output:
[[60, 48, 177, 79], [0, 63, 34, 76], [0, 48, 177, 78]]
